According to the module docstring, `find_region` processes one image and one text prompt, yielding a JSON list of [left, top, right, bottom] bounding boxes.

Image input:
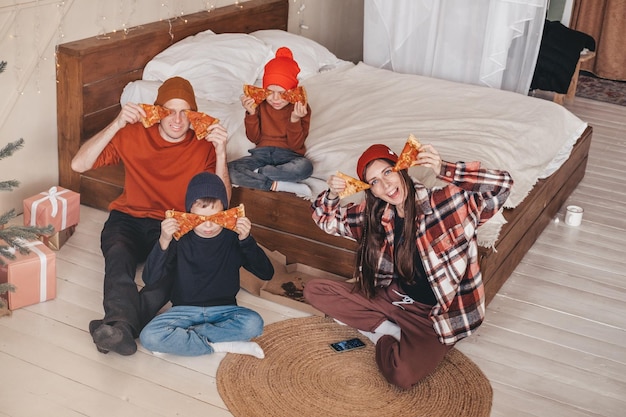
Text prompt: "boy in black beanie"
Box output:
[[139, 172, 273, 358]]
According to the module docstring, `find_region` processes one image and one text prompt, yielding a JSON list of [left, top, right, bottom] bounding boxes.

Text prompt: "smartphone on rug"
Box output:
[[330, 337, 366, 352]]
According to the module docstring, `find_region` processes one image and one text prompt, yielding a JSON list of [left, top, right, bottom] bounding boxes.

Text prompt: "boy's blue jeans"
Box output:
[[139, 305, 264, 356], [228, 146, 313, 190]]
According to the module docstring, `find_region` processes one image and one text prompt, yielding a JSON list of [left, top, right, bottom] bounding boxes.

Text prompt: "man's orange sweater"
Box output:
[[93, 123, 216, 220]]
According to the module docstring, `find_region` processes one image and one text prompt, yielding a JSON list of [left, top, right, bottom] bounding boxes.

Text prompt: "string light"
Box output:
[[296, 0, 308, 33], [96, 0, 110, 39], [34, 0, 42, 94], [54, 2, 66, 83], [11, 2, 24, 95]]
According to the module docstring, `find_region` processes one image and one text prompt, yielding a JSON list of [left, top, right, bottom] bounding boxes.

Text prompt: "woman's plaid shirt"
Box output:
[[311, 161, 513, 345]]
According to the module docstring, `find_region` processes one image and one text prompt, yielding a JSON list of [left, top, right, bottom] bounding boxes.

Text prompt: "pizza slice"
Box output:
[[205, 204, 246, 232], [393, 134, 423, 172], [139, 103, 171, 128], [243, 84, 270, 106], [281, 86, 307, 105], [165, 210, 211, 240], [336, 171, 371, 198], [185, 110, 220, 140]]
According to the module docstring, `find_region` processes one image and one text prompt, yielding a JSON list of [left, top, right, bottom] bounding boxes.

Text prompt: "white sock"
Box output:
[[209, 341, 265, 359], [274, 181, 312, 197], [358, 320, 401, 344]]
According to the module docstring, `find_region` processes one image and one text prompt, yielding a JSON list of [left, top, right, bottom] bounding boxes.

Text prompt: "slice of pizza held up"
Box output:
[[165, 210, 210, 241], [204, 203, 246, 232], [393, 134, 423, 172], [139, 103, 171, 128], [281, 86, 307, 105], [185, 110, 220, 140], [243, 84, 271, 106], [165, 204, 246, 240], [336, 171, 371, 198]]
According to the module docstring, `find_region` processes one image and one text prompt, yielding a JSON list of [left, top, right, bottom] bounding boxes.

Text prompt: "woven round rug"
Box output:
[[217, 316, 492, 417]]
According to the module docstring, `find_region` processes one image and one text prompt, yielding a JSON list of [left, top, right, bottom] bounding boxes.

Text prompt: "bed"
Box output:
[[56, 0, 592, 305]]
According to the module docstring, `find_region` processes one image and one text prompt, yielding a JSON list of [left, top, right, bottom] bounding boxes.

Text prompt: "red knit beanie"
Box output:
[[356, 144, 399, 181], [155, 76, 198, 111], [263, 47, 300, 90]]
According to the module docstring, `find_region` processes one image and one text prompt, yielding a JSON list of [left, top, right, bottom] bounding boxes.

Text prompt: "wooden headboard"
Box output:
[[56, 0, 289, 209]]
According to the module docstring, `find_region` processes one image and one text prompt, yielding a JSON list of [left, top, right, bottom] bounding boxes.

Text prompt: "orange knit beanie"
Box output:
[[263, 47, 300, 90], [155, 76, 198, 111]]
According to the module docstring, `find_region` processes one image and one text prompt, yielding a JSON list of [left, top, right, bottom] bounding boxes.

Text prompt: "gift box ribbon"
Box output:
[[8, 240, 49, 302], [29, 186, 69, 230]]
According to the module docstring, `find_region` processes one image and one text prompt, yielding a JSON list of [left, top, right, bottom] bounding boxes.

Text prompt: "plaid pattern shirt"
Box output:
[[311, 161, 513, 345]]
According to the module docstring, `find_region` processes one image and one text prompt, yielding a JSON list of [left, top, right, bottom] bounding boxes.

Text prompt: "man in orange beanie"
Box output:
[[71, 76, 231, 356], [229, 47, 313, 197]]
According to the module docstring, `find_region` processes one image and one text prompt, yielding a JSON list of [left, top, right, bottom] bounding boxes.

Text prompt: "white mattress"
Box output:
[[121, 61, 588, 247]]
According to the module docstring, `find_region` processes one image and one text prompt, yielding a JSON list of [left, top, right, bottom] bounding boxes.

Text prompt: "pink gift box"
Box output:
[[23, 186, 80, 232], [0, 240, 56, 310]]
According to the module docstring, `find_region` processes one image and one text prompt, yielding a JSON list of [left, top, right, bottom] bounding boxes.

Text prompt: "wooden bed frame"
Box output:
[[56, 0, 592, 305]]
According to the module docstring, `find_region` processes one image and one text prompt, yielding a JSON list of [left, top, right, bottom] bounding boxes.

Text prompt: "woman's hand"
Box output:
[[416, 144, 442, 175], [326, 174, 346, 200]]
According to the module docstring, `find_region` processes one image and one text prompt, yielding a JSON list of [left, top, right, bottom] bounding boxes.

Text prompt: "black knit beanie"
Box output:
[[185, 172, 228, 212]]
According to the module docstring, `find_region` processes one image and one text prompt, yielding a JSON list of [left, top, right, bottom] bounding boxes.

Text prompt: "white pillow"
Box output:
[[120, 80, 161, 106], [251, 29, 342, 80], [143, 30, 273, 103]]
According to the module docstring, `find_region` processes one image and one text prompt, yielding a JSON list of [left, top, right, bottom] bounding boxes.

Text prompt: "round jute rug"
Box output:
[[216, 316, 492, 417]]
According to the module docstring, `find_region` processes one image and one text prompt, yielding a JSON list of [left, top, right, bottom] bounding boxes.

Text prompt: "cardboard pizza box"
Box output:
[[259, 261, 347, 316], [239, 245, 347, 316]]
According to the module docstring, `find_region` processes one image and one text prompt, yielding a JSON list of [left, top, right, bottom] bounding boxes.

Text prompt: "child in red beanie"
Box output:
[[228, 47, 313, 197]]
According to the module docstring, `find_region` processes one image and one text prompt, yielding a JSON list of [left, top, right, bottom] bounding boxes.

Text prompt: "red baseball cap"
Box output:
[[356, 144, 399, 181]]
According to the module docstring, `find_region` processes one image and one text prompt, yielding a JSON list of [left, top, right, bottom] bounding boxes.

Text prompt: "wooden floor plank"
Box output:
[[2, 97, 625, 416], [457, 337, 626, 416]]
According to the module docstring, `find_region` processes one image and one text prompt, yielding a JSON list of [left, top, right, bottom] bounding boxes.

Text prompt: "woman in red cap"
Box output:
[[229, 47, 313, 197], [304, 143, 513, 389]]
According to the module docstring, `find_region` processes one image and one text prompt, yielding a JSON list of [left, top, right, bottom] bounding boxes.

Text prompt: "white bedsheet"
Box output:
[[299, 62, 587, 207], [121, 62, 588, 247]]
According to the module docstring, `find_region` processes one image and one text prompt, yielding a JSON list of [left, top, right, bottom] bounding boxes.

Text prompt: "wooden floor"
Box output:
[[1, 97, 625, 416]]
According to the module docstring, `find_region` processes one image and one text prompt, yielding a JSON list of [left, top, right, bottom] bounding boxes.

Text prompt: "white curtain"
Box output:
[[363, 0, 547, 94]]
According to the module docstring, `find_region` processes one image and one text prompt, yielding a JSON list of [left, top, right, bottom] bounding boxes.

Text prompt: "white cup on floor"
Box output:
[[565, 205, 584, 226]]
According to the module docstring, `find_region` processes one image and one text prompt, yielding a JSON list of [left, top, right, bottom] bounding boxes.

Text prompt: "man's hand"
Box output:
[[204, 123, 229, 154], [116, 102, 145, 129]]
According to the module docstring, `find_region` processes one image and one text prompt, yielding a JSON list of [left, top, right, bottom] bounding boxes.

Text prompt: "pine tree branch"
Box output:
[[0, 214, 55, 266], [0, 209, 16, 226], [0, 138, 24, 160], [0, 179, 20, 192]]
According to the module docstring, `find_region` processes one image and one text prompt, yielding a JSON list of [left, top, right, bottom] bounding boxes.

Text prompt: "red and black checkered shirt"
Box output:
[[311, 160, 513, 345]]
